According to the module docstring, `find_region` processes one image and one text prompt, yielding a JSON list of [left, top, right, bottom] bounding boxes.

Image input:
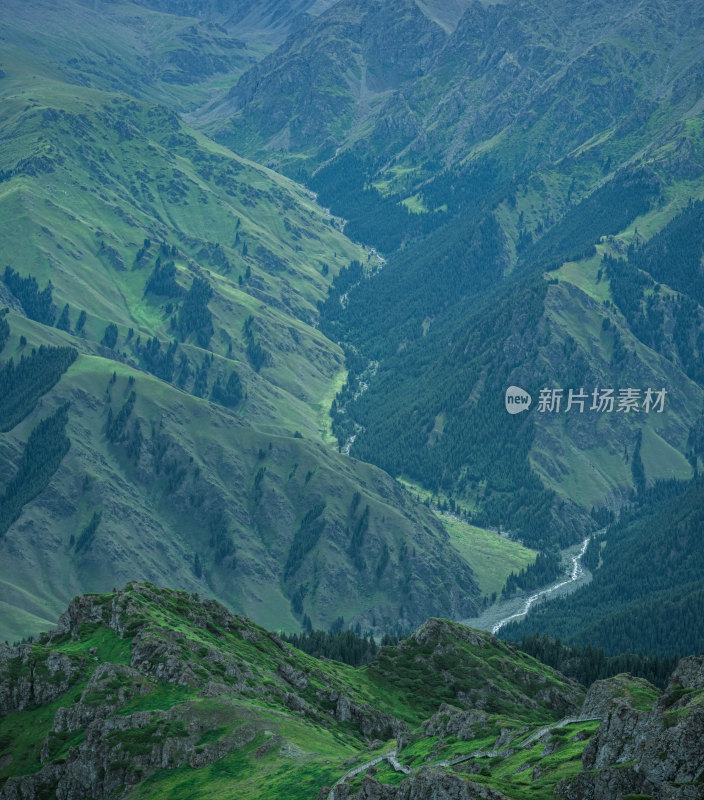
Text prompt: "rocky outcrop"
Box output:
[[579, 672, 658, 719], [2, 707, 259, 800], [0, 585, 426, 800], [557, 658, 704, 799], [423, 705, 489, 740], [9, 585, 675, 800], [49, 663, 151, 737], [278, 660, 310, 691], [317, 689, 409, 741], [129, 630, 200, 686], [0, 643, 81, 714], [332, 770, 513, 799]]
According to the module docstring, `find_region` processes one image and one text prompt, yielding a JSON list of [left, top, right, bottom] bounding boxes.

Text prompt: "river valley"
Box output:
[[460, 535, 594, 635]]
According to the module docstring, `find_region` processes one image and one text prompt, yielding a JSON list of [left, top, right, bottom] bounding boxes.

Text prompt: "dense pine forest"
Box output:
[[0, 403, 71, 537], [0, 345, 77, 432], [503, 478, 704, 656], [513, 633, 681, 690]]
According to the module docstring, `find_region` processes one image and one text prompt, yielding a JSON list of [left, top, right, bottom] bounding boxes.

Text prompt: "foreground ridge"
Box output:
[[0, 584, 702, 799]]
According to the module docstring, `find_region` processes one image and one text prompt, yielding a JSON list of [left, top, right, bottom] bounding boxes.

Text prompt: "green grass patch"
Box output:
[[0, 685, 88, 780], [51, 623, 132, 666], [442, 516, 537, 597]]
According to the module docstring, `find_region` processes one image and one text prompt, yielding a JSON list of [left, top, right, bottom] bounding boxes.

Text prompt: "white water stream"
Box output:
[[490, 535, 591, 633], [460, 534, 595, 635]]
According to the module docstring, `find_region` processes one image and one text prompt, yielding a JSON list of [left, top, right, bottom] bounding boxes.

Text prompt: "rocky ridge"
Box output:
[[2, 586, 703, 800], [557, 657, 704, 799]]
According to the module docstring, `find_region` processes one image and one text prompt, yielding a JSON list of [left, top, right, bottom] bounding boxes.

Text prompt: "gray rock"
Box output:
[[277, 661, 310, 691], [0, 644, 80, 715], [558, 658, 704, 800], [423, 705, 489, 741]]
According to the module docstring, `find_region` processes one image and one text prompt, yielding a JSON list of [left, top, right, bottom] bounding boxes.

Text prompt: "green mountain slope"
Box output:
[[320, 206, 704, 544], [0, 46, 364, 438], [2, 585, 703, 800], [1, 0, 338, 113], [0, 24, 499, 642], [0, 584, 584, 799], [0, 314, 484, 643], [4, 0, 704, 653], [212, 0, 704, 198], [202, 0, 704, 550]]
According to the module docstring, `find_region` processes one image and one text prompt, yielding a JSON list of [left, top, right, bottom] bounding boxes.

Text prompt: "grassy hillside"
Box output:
[[0, 584, 587, 800], [0, 308, 484, 644], [0, 43, 365, 438], [0, 22, 488, 642], [441, 516, 536, 598], [4, 585, 701, 800], [4, 0, 704, 655]]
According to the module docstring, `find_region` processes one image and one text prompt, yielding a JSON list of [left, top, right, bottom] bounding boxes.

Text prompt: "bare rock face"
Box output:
[[557, 657, 704, 799], [423, 704, 489, 740], [671, 655, 704, 692], [579, 672, 657, 719], [334, 770, 513, 799], [317, 689, 410, 741], [558, 765, 655, 800], [50, 663, 150, 736], [0, 643, 81, 714], [129, 630, 198, 685], [278, 660, 310, 691], [2, 708, 259, 800]]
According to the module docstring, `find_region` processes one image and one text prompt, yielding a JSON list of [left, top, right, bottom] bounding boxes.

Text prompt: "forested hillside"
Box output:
[[503, 477, 704, 656], [318, 181, 704, 545], [271, 0, 704, 547]]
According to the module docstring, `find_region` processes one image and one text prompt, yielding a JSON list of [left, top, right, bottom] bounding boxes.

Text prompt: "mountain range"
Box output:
[[211, 0, 704, 547], [3, 0, 704, 797], [1, 0, 704, 664]]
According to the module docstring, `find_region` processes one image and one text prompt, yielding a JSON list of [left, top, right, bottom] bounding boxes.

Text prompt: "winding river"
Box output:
[[460, 534, 594, 635]]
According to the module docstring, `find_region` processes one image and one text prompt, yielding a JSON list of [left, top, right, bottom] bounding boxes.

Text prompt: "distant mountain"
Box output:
[[210, 0, 704, 544], [212, 0, 704, 181], [0, 4, 495, 642], [121, 0, 339, 45], [1, 0, 337, 112]]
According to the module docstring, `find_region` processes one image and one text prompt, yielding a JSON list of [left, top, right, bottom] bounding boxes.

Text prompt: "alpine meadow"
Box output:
[[1, 1, 704, 798]]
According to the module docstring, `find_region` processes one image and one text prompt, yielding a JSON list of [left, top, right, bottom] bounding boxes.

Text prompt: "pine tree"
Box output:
[[56, 303, 71, 332]]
